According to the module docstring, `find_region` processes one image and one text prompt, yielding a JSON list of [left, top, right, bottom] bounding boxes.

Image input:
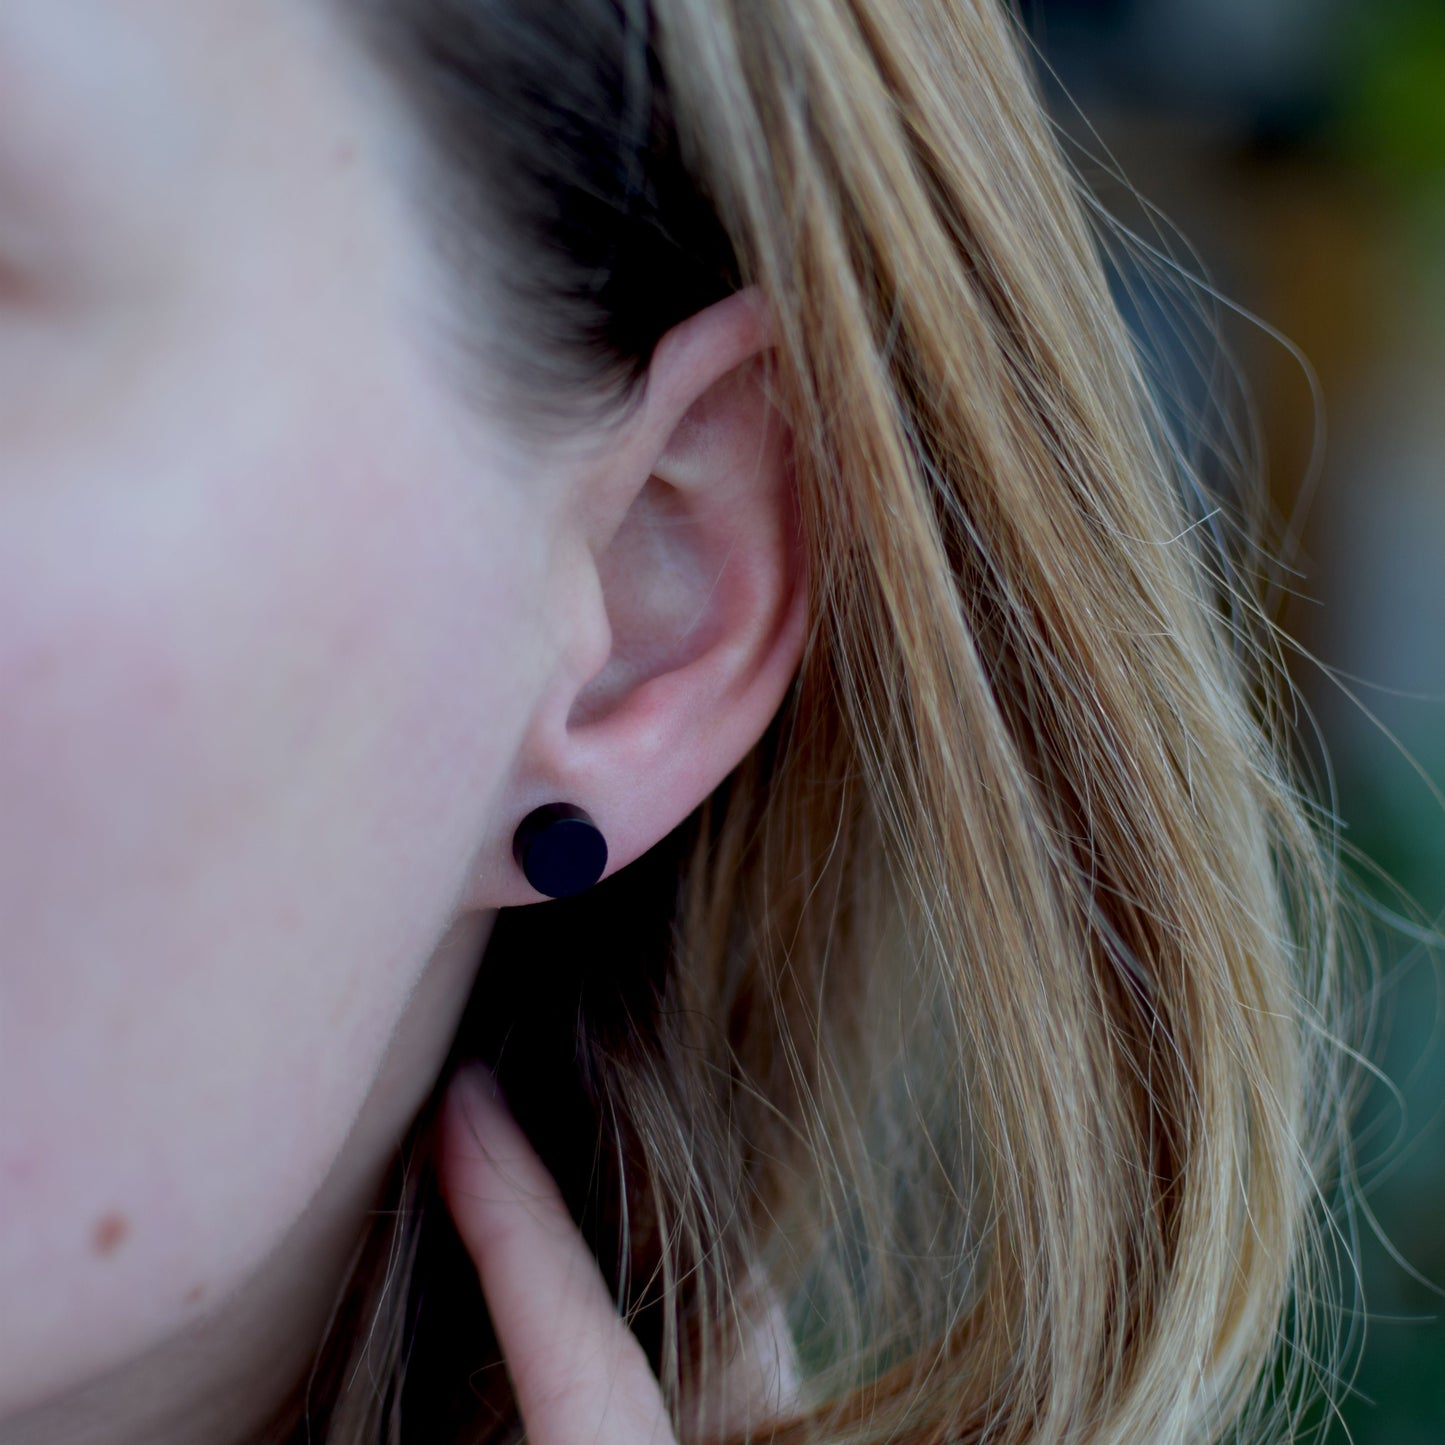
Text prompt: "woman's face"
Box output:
[[0, 0, 563, 1415]]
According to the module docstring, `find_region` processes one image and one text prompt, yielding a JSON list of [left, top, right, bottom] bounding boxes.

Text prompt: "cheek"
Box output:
[[0, 403, 547, 1405]]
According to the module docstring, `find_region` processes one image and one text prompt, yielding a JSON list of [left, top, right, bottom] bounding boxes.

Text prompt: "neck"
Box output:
[[4, 912, 493, 1445]]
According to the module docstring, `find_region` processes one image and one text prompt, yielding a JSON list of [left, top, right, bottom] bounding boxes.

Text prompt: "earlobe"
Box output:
[[492, 290, 805, 906]]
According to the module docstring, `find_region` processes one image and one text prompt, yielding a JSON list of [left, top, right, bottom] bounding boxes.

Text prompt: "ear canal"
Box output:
[[512, 803, 609, 898]]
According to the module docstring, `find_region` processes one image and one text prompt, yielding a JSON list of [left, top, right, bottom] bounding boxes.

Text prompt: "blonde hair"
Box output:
[[296, 0, 1355, 1439]]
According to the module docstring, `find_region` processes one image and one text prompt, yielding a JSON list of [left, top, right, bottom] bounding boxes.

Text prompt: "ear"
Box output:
[[490, 289, 806, 905]]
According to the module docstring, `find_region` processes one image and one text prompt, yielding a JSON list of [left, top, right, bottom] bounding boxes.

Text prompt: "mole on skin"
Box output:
[[91, 1212, 130, 1257]]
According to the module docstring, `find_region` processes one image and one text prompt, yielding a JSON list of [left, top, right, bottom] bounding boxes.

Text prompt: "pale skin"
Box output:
[[0, 2, 804, 1442]]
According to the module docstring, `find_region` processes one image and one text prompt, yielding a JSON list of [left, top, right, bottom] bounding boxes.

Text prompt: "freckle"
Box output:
[[278, 901, 301, 932], [185, 1284, 206, 1305], [333, 140, 357, 169], [92, 1212, 130, 1257]]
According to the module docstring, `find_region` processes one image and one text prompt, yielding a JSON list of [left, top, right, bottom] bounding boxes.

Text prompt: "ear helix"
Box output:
[[512, 803, 609, 898]]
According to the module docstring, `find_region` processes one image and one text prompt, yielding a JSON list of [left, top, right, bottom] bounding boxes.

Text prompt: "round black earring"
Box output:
[[512, 803, 609, 899]]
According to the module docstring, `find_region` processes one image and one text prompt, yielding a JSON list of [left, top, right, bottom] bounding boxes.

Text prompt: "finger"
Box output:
[[438, 1065, 678, 1445]]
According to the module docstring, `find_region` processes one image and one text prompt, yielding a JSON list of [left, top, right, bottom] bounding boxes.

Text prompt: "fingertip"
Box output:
[[448, 1060, 503, 1131], [434, 1072, 675, 1445], [437, 1064, 580, 1304], [438, 1062, 505, 1193], [438, 1064, 546, 1214]]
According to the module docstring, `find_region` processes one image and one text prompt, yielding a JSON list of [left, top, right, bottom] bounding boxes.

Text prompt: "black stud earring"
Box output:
[[512, 803, 609, 899]]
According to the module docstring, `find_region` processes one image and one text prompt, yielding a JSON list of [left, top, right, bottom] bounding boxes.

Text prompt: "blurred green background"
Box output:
[[1020, 1, 1445, 1437]]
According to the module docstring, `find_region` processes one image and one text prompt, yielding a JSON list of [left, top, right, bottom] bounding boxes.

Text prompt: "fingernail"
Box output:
[[450, 1061, 505, 1139]]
